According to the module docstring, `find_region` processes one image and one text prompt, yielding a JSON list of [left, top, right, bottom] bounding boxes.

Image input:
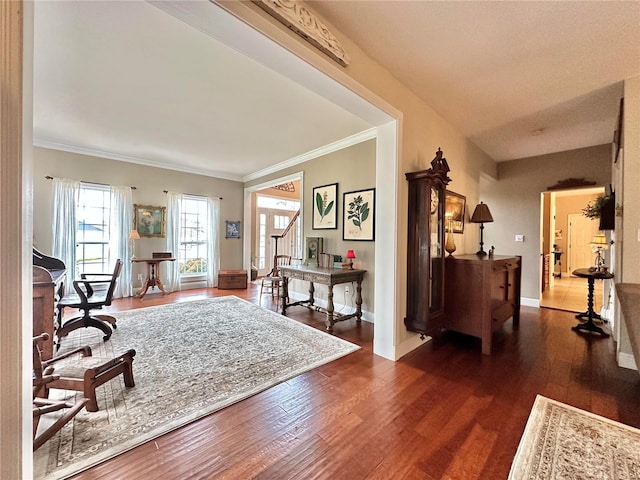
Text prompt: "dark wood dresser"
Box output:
[[444, 254, 521, 354], [33, 265, 66, 360]]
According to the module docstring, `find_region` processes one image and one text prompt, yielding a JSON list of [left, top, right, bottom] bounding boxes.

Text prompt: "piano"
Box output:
[[33, 248, 66, 360]]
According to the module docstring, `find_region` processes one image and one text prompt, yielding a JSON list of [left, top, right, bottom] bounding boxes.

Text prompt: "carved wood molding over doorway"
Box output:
[[253, 0, 351, 67], [547, 177, 597, 191]]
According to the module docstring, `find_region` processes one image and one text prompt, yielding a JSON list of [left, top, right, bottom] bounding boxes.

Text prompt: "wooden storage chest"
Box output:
[[218, 270, 248, 289]]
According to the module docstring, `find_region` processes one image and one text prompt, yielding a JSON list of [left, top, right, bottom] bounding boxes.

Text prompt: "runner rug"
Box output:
[[509, 395, 640, 479], [34, 296, 359, 479]]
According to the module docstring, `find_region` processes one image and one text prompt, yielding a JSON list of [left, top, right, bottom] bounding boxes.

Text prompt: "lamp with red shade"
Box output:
[[346, 249, 356, 269]]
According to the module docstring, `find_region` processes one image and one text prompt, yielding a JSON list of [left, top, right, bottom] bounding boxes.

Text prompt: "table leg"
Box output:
[[308, 282, 315, 306], [355, 280, 363, 323], [325, 285, 335, 331], [281, 277, 288, 315], [572, 277, 609, 336]]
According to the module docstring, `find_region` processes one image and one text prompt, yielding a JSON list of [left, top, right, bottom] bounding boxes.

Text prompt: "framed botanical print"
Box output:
[[312, 183, 338, 230], [445, 190, 466, 233], [134, 205, 166, 238], [343, 188, 375, 241]]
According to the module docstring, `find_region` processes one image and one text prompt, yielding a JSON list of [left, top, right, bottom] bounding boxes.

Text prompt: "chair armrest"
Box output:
[[72, 279, 110, 299], [43, 346, 92, 366], [87, 349, 136, 377]]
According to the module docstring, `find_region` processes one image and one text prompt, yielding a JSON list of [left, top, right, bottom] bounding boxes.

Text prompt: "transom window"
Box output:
[[178, 196, 208, 276], [76, 183, 111, 275]]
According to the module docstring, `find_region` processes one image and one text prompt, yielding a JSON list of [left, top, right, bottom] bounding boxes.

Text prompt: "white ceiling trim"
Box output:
[[242, 127, 378, 182], [33, 138, 244, 182]]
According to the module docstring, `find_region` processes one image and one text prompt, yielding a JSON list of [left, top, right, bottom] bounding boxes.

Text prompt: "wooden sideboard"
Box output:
[[33, 265, 66, 360], [444, 254, 521, 355]]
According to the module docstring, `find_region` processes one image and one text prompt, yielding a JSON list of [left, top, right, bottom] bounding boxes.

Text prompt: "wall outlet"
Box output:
[[515, 234, 525, 242], [345, 285, 350, 294]]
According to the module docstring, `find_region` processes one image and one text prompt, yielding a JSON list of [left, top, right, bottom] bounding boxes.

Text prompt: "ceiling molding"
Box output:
[[243, 127, 377, 182], [33, 138, 244, 182]]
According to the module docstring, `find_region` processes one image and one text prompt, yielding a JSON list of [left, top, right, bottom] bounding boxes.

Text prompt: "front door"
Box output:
[[567, 214, 600, 272]]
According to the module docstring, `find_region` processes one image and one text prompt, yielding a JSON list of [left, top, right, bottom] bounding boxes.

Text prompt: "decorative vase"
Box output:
[[445, 230, 456, 256]]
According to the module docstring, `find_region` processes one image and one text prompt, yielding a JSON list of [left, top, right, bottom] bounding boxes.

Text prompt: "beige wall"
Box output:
[[248, 139, 377, 314], [481, 144, 611, 301], [616, 76, 640, 362], [33, 147, 245, 272]]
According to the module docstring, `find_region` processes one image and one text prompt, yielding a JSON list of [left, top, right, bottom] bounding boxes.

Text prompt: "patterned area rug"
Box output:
[[34, 296, 359, 479], [509, 395, 640, 479]]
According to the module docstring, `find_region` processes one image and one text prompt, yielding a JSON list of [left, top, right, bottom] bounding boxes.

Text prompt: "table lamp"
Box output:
[[590, 233, 608, 271], [346, 249, 356, 269], [128, 229, 140, 259], [470, 201, 494, 256]]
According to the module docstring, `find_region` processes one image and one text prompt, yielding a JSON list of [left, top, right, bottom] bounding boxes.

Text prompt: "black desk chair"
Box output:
[[57, 259, 123, 344]]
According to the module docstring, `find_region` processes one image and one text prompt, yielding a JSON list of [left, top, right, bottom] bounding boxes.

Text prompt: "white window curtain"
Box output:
[[110, 185, 134, 298], [165, 191, 182, 292], [52, 178, 80, 294], [206, 197, 221, 287]]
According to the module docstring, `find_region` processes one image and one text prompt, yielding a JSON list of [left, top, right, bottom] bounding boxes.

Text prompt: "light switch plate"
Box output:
[[515, 234, 525, 242]]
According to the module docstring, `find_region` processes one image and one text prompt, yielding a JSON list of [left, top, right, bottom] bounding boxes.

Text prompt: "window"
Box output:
[[178, 196, 208, 276], [76, 183, 111, 274]]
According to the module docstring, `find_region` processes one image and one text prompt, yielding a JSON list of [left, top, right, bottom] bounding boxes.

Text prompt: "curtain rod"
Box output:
[[45, 176, 137, 190], [163, 190, 223, 200]]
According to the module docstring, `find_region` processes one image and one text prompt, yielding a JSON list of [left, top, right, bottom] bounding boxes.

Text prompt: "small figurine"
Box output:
[[489, 245, 495, 257]]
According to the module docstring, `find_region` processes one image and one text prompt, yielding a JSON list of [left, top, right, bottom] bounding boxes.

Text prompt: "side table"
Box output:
[[571, 268, 614, 336], [132, 257, 176, 300]]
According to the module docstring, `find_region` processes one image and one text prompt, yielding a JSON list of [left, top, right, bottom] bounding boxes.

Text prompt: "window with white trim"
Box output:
[[76, 183, 111, 274], [178, 196, 209, 277]]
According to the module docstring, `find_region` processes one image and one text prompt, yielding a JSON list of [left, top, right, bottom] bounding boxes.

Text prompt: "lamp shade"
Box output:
[[591, 233, 608, 249], [128, 229, 141, 240], [470, 202, 494, 223], [346, 249, 356, 259]]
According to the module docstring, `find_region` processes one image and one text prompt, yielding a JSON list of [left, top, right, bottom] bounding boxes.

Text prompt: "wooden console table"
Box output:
[[572, 268, 614, 336], [279, 264, 366, 332], [132, 257, 175, 299]]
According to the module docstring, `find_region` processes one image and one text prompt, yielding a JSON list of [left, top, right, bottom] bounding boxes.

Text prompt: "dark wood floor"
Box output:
[[69, 284, 640, 480]]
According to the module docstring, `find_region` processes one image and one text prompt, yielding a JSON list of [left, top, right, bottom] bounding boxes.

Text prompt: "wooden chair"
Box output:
[[260, 254, 291, 299], [32, 333, 88, 451], [56, 259, 123, 343], [33, 332, 136, 413]]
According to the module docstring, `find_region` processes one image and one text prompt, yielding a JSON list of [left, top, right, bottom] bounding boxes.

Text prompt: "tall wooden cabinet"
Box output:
[[404, 149, 451, 337], [444, 254, 521, 354]]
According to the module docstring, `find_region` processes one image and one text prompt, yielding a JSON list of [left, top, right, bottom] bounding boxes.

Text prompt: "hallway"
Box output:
[[541, 274, 607, 314]]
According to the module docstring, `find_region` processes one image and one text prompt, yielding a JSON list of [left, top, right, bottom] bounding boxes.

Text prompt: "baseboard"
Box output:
[[521, 297, 540, 308], [618, 351, 638, 371]]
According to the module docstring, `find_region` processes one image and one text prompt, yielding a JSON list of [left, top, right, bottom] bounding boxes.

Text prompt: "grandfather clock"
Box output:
[[404, 148, 451, 337]]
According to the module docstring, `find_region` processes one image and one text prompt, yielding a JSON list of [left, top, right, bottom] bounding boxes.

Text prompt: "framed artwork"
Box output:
[[225, 220, 241, 239], [312, 183, 338, 230], [134, 205, 166, 238], [445, 190, 466, 233], [343, 188, 375, 241]]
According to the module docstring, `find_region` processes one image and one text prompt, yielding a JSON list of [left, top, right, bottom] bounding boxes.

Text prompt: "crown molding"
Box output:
[[243, 127, 377, 182], [33, 138, 244, 182]]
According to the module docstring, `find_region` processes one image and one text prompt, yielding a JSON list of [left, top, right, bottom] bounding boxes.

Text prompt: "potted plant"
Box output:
[[582, 193, 615, 230]]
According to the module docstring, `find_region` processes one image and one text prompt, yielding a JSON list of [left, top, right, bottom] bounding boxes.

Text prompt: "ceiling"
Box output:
[[33, 1, 640, 181]]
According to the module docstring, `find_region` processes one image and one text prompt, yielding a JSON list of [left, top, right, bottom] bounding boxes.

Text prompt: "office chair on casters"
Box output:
[[260, 254, 291, 300], [56, 259, 123, 344]]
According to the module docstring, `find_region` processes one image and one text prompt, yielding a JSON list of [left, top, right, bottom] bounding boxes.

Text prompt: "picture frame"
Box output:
[[312, 183, 338, 229], [134, 204, 166, 238], [225, 220, 241, 239], [445, 190, 466, 234], [343, 188, 375, 241]]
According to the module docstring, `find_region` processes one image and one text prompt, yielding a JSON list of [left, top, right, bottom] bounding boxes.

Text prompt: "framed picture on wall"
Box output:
[[445, 190, 466, 233], [134, 205, 166, 238], [312, 183, 338, 230], [343, 188, 375, 241], [225, 220, 241, 239]]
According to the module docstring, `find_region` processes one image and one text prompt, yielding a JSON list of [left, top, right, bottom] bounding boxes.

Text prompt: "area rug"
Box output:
[[34, 296, 359, 480], [509, 395, 640, 479]]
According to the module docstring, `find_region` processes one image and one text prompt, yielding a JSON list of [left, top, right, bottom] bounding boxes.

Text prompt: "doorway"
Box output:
[[540, 187, 605, 313]]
